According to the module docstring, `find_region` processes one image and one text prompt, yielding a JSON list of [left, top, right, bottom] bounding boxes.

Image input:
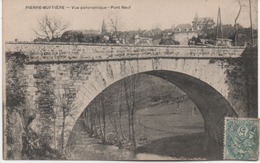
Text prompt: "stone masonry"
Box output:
[[5, 42, 256, 158]]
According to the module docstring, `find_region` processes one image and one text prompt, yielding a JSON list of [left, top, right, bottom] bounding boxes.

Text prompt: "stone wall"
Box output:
[[4, 52, 27, 159], [225, 47, 258, 118]]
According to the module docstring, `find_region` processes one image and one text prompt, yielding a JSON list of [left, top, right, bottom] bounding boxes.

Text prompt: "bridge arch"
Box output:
[[64, 58, 237, 158]]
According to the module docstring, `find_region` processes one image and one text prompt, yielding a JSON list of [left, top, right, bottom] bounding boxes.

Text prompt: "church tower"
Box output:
[[192, 13, 199, 30], [101, 19, 107, 34]]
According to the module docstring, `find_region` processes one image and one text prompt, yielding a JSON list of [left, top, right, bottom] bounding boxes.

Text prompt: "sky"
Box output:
[[3, 0, 258, 41]]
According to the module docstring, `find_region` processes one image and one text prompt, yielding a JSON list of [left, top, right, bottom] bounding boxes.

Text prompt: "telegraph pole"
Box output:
[[216, 7, 223, 39], [249, 0, 254, 46]]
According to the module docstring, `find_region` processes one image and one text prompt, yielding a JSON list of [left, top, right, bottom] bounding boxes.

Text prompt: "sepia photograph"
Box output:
[[3, 0, 259, 160]]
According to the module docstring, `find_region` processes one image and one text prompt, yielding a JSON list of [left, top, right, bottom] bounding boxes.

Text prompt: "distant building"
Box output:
[[175, 24, 194, 32], [192, 14, 215, 30], [111, 35, 120, 44], [134, 34, 153, 45], [172, 24, 198, 45]]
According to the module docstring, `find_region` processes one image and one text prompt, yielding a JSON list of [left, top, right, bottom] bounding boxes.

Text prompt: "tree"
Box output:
[[88, 105, 96, 137], [55, 84, 77, 155], [110, 18, 120, 42], [108, 17, 125, 43], [117, 80, 127, 141], [105, 80, 127, 147], [33, 15, 69, 41], [60, 30, 85, 42], [123, 76, 138, 149], [97, 93, 107, 144]]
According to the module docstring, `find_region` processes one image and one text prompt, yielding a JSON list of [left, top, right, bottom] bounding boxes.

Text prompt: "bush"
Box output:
[[159, 38, 180, 45]]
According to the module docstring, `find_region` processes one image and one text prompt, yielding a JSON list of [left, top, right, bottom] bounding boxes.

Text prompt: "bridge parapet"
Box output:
[[5, 42, 244, 63], [5, 42, 245, 63]]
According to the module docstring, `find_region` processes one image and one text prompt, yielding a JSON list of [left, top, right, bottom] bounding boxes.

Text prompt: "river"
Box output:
[[65, 102, 206, 160]]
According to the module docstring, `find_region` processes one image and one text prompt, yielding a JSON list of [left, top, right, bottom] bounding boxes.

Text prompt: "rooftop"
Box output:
[[175, 24, 194, 32]]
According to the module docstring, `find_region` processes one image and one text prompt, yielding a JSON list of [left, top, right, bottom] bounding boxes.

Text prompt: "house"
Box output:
[[171, 24, 198, 45], [192, 16, 215, 30], [175, 24, 194, 32]]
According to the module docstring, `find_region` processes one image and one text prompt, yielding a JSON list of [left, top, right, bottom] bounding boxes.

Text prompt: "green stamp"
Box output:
[[224, 117, 259, 160]]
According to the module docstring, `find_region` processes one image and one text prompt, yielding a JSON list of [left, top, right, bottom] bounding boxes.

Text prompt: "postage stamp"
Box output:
[[224, 117, 259, 160]]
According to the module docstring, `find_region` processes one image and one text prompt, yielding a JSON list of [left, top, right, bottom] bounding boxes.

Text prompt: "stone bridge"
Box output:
[[5, 42, 257, 159]]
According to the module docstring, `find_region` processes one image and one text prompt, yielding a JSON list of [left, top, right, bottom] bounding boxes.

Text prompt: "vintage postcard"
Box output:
[[3, 0, 258, 160]]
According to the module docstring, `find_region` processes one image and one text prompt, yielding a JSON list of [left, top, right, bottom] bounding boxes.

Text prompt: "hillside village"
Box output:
[[33, 14, 257, 47]]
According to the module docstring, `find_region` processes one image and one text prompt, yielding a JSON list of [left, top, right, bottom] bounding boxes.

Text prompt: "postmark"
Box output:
[[224, 117, 259, 160]]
